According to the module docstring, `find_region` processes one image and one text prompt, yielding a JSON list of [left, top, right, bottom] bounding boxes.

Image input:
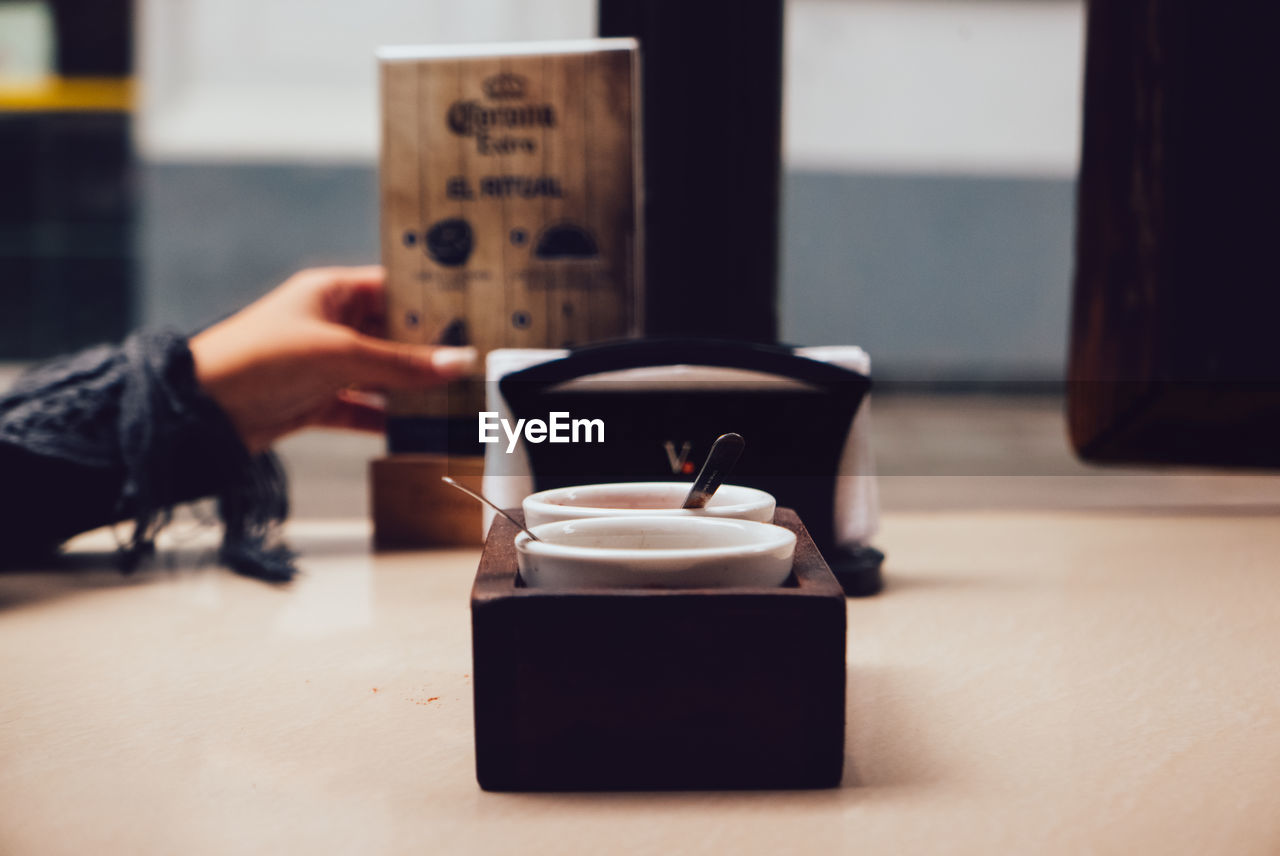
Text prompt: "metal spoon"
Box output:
[[681, 433, 746, 509], [441, 476, 541, 541]]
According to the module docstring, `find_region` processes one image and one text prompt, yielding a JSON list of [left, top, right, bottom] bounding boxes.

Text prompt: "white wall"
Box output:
[[0, 1, 54, 79], [137, 0, 1084, 178], [135, 0, 596, 161], [785, 0, 1084, 177]]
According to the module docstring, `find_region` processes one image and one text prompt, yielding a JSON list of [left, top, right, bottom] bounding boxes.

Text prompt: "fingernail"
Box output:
[[431, 346, 478, 377]]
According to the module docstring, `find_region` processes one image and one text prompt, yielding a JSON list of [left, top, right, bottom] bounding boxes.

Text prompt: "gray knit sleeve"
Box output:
[[0, 330, 296, 581]]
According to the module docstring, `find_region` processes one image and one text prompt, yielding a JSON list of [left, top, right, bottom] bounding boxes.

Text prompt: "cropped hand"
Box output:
[[189, 265, 474, 454]]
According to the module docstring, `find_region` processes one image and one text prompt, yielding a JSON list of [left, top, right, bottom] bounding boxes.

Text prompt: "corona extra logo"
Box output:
[[446, 101, 556, 137]]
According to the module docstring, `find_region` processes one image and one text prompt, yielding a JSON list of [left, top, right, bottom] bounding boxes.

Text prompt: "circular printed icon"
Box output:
[[511, 310, 532, 329], [425, 218, 474, 267], [403, 230, 418, 248]]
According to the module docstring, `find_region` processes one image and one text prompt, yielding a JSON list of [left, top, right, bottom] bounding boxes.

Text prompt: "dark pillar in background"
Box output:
[[1067, 0, 1280, 467], [599, 0, 784, 343]]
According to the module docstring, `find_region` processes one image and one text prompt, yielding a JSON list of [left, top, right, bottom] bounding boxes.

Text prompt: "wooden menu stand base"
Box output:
[[370, 454, 485, 549]]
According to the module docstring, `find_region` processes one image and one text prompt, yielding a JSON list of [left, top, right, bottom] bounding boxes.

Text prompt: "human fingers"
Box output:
[[288, 264, 385, 292], [270, 265, 385, 326], [310, 266, 388, 330], [336, 387, 388, 409], [312, 397, 388, 434], [337, 336, 477, 389]]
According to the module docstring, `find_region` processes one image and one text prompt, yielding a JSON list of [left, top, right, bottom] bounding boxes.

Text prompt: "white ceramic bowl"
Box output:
[[522, 482, 776, 528], [514, 516, 797, 590]]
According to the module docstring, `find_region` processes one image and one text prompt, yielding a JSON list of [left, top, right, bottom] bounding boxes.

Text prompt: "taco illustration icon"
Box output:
[[425, 218, 474, 267], [534, 223, 598, 259]]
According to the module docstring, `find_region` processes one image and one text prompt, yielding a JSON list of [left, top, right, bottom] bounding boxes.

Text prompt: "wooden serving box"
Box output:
[[470, 508, 847, 791]]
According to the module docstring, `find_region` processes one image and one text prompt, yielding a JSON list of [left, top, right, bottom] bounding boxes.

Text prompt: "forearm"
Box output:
[[0, 265, 471, 578], [0, 331, 254, 564]]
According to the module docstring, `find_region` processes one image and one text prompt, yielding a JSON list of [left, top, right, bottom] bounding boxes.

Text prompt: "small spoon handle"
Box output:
[[441, 476, 541, 541], [682, 433, 746, 509]]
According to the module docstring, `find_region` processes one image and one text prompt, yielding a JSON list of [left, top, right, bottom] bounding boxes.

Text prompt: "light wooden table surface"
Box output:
[[2, 511, 1279, 855]]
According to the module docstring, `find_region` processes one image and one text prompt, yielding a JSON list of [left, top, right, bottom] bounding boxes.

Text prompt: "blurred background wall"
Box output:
[[4, 0, 1084, 382]]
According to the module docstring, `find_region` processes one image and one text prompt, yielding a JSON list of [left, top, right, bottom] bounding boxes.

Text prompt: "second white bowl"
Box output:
[[523, 481, 775, 528]]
